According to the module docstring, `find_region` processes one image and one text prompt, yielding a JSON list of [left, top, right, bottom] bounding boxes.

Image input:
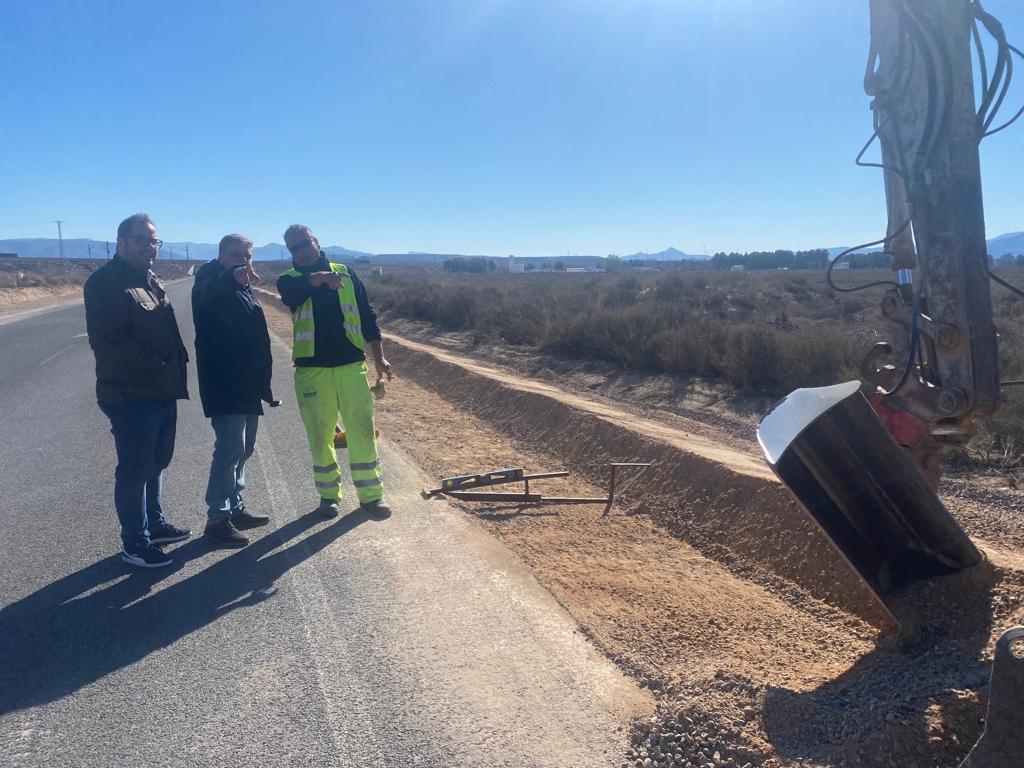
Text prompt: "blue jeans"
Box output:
[[98, 400, 177, 551], [204, 414, 259, 523]]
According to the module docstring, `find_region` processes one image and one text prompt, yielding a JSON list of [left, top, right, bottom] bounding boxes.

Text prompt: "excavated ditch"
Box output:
[[259, 293, 1024, 767], [378, 333, 1024, 768]]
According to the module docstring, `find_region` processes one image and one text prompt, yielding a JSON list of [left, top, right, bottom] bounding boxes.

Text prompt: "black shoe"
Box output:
[[122, 544, 173, 569], [230, 507, 270, 529], [360, 499, 392, 518], [204, 519, 249, 548], [148, 521, 192, 545], [317, 498, 340, 518]]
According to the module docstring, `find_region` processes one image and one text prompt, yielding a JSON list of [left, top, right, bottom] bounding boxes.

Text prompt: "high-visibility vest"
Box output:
[[283, 262, 366, 360]]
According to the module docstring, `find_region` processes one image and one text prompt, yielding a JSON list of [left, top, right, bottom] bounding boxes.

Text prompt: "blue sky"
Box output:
[[1, 0, 1021, 255]]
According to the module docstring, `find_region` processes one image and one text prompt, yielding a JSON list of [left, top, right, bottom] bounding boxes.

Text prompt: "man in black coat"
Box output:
[[192, 234, 276, 547], [84, 213, 192, 568]]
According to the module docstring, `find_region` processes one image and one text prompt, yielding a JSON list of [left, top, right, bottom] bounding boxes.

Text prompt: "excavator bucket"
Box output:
[[757, 382, 982, 618]]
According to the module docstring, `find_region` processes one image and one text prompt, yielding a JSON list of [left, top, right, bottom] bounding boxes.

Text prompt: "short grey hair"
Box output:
[[283, 224, 315, 242], [218, 233, 254, 258], [117, 213, 154, 241]]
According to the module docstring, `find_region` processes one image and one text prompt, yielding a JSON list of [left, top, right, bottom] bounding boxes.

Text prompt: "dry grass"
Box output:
[[363, 270, 886, 394], [0, 257, 194, 289], [354, 268, 1024, 466]]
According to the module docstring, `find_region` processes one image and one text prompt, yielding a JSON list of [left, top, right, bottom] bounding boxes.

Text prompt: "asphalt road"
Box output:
[[0, 279, 645, 767]]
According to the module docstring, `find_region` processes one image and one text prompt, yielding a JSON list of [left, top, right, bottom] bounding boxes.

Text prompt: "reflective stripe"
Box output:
[[353, 477, 382, 489], [316, 477, 341, 489], [339, 304, 359, 314], [295, 309, 313, 321], [350, 460, 379, 472], [314, 463, 339, 474], [343, 323, 361, 336], [295, 331, 315, 342]]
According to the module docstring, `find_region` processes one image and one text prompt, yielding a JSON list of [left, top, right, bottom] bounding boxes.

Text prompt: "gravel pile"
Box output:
[[624, 673, 774, 768]]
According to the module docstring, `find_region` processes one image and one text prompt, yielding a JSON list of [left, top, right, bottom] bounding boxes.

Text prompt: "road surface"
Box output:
[[0, 278, 647, 767]]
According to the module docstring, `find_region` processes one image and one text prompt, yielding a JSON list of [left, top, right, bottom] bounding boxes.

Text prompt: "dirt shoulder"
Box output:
[[0, 285, 84, 315], [259, 293, 1024, 768]]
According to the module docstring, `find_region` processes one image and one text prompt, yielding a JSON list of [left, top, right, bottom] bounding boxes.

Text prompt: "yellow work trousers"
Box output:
[[294, 363, 383, 504]]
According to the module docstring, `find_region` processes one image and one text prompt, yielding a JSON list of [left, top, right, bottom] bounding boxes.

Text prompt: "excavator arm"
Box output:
[[756, 4, 1023, 763], [758, 0, 1017, 618], [862, 0, 1001, 485]]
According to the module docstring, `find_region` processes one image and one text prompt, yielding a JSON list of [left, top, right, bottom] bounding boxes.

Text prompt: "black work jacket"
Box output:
[[275, 254, 381, 368], [191, 259, 274, 417], [84, 256, 189, 403]]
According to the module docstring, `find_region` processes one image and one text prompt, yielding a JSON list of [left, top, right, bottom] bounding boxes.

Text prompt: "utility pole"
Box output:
[[54, 220, 64, 259], [185, 243, 190, 263], [87, 242, 92, 259], [105, 241, 110, 259]]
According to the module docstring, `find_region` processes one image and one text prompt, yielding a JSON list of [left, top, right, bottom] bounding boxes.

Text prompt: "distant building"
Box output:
[[730, 264, 745, 271], [565, 267, 587, 273], [832, 262, 851, 271], [507, 255, 525, 274]]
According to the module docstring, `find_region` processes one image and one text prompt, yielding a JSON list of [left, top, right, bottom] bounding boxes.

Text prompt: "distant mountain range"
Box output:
[[2, 233, 1021, 263], [987, 231, 1024, 258], [622, 247, 702, 261], [827, 231, 1024, 260], [0, 238, 374, 262]]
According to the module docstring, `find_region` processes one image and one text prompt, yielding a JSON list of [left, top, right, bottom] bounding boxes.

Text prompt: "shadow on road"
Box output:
[[474, 503, 561, 521], [762, 563, 997, 767], [0, 508, 374, 715]]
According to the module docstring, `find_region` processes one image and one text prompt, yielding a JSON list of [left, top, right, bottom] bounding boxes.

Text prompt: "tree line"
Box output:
[[709, 249, 832, 270]]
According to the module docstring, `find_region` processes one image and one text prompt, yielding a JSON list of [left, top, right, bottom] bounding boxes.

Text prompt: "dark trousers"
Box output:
[[98, 400, 177, 551], [204, 414, 259, 523]]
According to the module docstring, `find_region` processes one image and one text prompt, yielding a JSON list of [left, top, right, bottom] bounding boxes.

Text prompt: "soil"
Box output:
[[259, 291, 1024, 768], [0, 285, 83, 313]]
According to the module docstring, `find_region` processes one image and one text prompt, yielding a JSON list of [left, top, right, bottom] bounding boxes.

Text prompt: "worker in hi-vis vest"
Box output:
[[276, 225, 393, 518]]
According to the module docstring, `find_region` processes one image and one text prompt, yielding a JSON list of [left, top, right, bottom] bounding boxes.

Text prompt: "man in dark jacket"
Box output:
[[84, 213, 192, 568], [192, 234, 276, 547]]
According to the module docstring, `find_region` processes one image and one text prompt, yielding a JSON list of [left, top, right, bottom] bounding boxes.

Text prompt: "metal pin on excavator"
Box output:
[[757, 2, 1022, 762]]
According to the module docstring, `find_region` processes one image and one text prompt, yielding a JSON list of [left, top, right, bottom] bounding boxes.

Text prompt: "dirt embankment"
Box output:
[[259, 294, 1024, 768], [0, 285, 84, 313], [0, 258, 197, 315]]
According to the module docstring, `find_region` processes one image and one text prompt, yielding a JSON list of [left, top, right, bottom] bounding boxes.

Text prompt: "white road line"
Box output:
[[35, 344, 75, 367], [253, 433, 389, 766], [0, 298, 83, 327]]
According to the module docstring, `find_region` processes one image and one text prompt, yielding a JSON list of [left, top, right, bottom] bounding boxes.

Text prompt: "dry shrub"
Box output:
[[434, 288, 479, 330], [713, 326, 784, 391], [779, 325, 862, 388], [366, 268, 1024, 465], [602, 276, 642, 308], [541, 309, 663, 369], [652, 320, 725, 376]]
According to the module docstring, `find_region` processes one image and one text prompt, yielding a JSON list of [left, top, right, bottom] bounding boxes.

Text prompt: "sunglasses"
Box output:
[[125, 236, 163, 249], [287, 238, 314, 254]]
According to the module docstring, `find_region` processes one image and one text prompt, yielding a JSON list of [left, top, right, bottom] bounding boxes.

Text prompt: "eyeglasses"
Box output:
[[286, 238, 313, 254], [125, 236, 163, 249]]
